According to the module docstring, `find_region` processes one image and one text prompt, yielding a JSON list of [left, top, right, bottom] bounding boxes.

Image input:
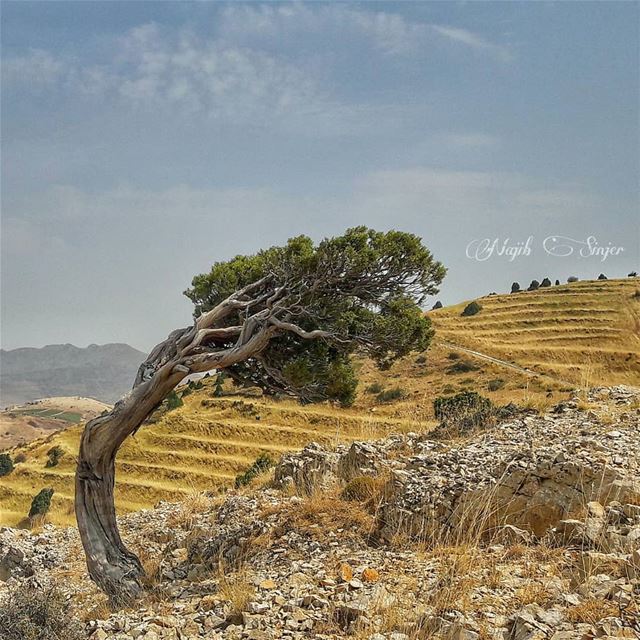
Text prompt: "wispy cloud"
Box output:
[[431, 25, 513, 62]]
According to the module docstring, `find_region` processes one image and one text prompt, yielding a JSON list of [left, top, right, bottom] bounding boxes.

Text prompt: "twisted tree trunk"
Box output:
[[75, 284, 280, 604], [75, 362, 186, 603]]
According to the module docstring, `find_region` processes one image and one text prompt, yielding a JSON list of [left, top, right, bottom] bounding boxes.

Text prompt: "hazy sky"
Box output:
[[2, 1, 638, 352]]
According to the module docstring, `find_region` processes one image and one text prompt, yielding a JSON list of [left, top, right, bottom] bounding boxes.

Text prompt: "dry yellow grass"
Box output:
[[431, 278, 640, 387], [6, 279, 631, 527]]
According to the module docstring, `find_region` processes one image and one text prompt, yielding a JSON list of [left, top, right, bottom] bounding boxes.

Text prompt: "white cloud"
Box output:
[[2, 49, 66, 88], [218, 4, 429, 56], [432, 25, 513, 62]]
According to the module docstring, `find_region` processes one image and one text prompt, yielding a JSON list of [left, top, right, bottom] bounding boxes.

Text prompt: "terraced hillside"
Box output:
[[0, 340, 565, 527], [5, 279, 634, 527], [431, 278, 640, 387]]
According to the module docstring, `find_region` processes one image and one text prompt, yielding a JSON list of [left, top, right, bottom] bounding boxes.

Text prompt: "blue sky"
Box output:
[[1, 1, 638, 351]]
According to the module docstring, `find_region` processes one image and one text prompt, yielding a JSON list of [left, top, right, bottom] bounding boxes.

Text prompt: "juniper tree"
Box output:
[[75, 227, 445, 604]]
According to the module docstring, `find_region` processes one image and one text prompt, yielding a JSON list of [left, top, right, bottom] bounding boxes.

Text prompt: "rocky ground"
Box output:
[[1, 386, 639, 639]]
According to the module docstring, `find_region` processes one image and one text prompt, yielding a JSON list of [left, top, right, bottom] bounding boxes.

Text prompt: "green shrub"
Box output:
[[376, 387, 407, 403], [45, 446, 63, 468], [567, 276, 579, 283], [365, 382, 384, 394], [28, 488, 54, 519], [14, 452, 27, 464], [446, 359, 480, 374], [431, 300, 443, 310], [0, 453, 14, 476], [166, 390, 184, 410], [181, 387, 192, 397], [461, 301, 482, 316], [510, 282, 521, 293], [540, 277, 551, 287], [433, 391, 494, 436], [0, 580, 84, 640], [487, 378, 506, 392], [598, 273, 607, 280], [235, 453, 274, 488]]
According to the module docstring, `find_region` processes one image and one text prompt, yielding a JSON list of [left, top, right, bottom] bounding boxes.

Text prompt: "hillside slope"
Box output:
[[0, 343, 147, 406], [431, 278, 640, 387], [0, 397, 110, 450], [2, 279, 636, 527], [0, 341, 563, 527]]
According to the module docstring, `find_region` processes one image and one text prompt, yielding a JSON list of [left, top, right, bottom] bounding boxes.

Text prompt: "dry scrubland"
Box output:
[[1, 279, 637, 528], [430, 278, 640, 387]]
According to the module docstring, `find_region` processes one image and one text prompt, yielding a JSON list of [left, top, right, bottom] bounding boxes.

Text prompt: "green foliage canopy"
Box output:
[[185, 227, 445, 405]]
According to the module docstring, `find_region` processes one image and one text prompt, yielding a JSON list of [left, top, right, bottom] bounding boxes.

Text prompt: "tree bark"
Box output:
[[75, 295, 278, 604], [75, 362, 185, 604]]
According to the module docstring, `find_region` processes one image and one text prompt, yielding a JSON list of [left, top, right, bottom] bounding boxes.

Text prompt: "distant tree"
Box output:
[[510, 282, 521, 293], [598, 273, 608, 280], [0, 453, 14, 477], [45, 446, 64, 468], [540, 277, 552, 287], [28, 488, 54, 519], [528, 280, 540, 291], [555, 279, 560, 286], [567, 276, 579, 283], [213, 372, 225, 397], [74, 227, 445, 605], [432, 300, 443, 309], [461, 300, 482, 316], [629, 272, 638, 277]]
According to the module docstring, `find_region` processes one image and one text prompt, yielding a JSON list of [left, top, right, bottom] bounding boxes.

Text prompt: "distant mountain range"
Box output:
[[0, 343, 147, 407]]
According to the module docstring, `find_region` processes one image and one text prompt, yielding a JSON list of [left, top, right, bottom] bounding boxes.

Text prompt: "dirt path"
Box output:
[[437, 339, 577, 388]]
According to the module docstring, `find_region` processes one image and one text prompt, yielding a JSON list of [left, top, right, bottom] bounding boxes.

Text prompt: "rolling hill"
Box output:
[[0, 397, 111, 450], [0, 343, 147, 407], [0, 278, 637, 527], [430, 278, 640, 387]]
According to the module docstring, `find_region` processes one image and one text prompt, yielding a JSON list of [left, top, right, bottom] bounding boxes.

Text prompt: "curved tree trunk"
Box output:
[[75, 363, 186, 604], [75, 299, 278, 604]]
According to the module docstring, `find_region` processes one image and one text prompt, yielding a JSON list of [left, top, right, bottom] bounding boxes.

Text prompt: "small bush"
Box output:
[[0, 579, 84, 640], [510, 282, 521, 293], [487, 378, 505, 392], [0, 453, 14, 476], [29, 488, 54, 519], [461, 301, 482, 316], [554, 279, 560, 286], [567, 276, 579, 283], [166, 390, 183, 410], [629, 271, 638, 277], [446, 359, 480, 374], [431, 300, 443, 310], [376, 387, 406, 403], [540, 277, 552, 287], [441, 384, 456, 394], [14, 452, 27, 464], [365, 382, 384, 394], [213, 373, 226, 397], [235, 453, 274, 488], [415, 355, 427, 364], [45, 446, 63, 468], [527, 280, 540, 291], [447, 352, 460, 360], [598, 273, 607, 280], [433, 391, 494, 436]]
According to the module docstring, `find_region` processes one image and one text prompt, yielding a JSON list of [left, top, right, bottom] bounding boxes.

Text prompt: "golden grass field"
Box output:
[[0, 278, 637, 527], [430, 278, 640, 387]]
